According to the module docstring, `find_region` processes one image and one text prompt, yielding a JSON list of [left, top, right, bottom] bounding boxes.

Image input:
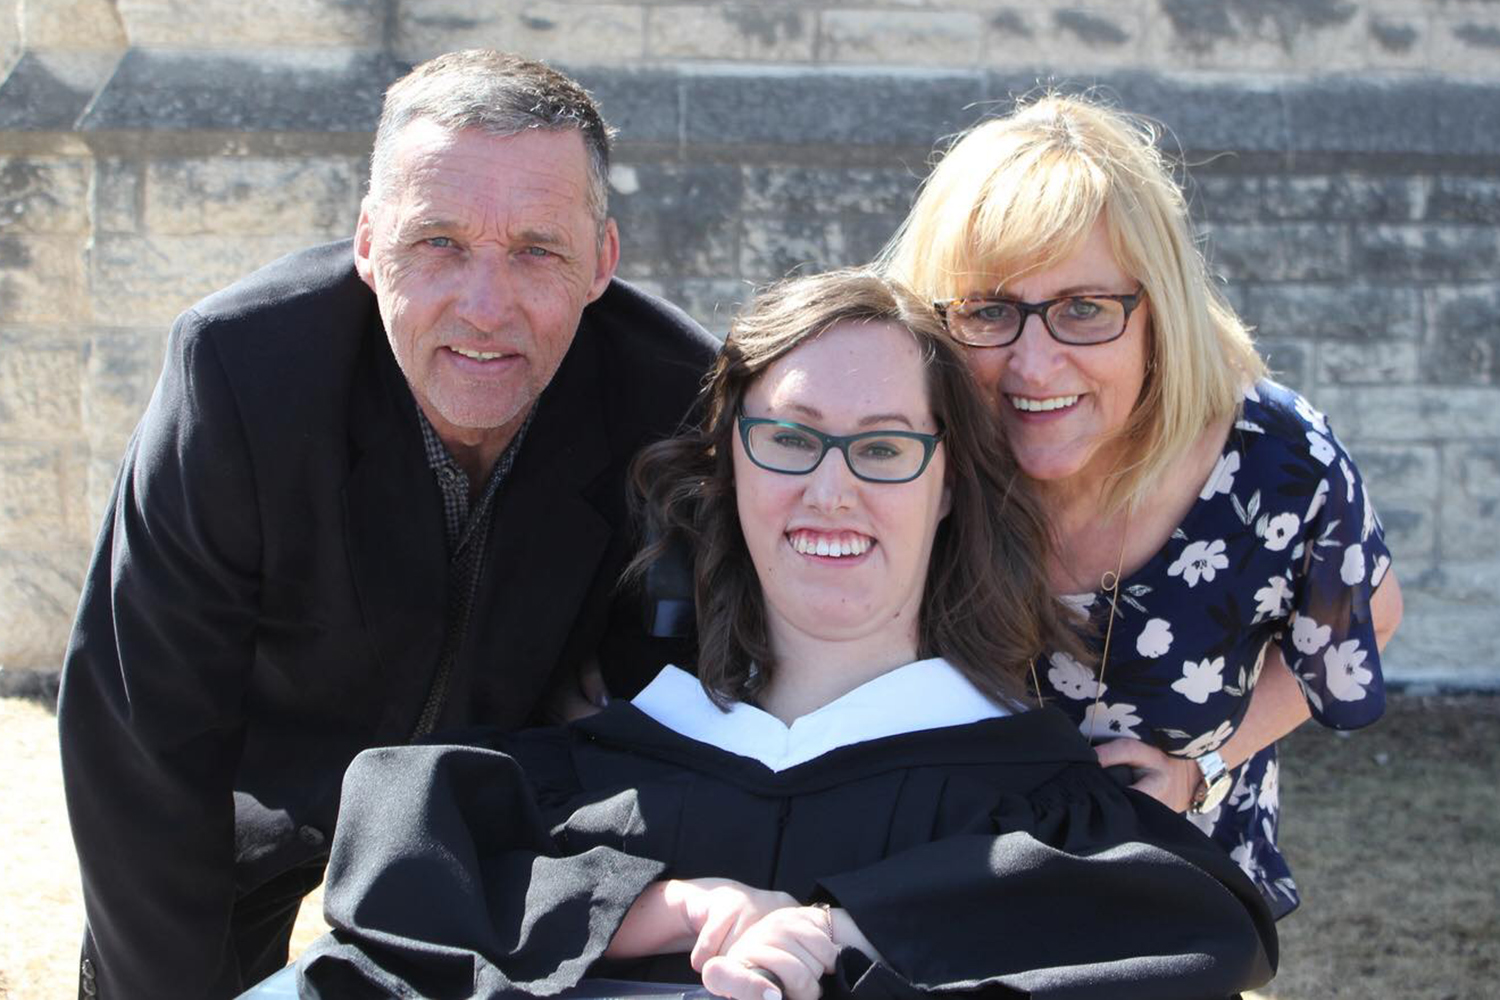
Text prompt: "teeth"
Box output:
[[1010, 394, 1079, 412], [453, 347, 505, 361], [789, 531, 872, 558]]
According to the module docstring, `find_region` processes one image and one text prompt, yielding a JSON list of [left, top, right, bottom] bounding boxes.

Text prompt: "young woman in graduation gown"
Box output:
[[296, 270, 1278, 1000]]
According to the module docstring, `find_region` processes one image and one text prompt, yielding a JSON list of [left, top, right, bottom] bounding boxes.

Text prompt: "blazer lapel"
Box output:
[[341, 324, 449, 737], [460, 330, 615, 729]]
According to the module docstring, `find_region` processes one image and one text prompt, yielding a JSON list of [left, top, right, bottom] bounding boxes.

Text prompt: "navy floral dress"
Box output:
[[1036, 380, 1392, 918]]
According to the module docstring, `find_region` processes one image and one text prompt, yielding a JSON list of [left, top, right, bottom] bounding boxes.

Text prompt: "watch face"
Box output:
[[1198, 771, 1233, 813]]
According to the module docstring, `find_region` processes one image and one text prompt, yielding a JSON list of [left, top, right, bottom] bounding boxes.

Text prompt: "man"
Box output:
[[58, 50, 717, 999]]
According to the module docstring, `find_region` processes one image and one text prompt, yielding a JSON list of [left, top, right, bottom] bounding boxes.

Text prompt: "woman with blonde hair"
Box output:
[[882, 94, 1402, 917]]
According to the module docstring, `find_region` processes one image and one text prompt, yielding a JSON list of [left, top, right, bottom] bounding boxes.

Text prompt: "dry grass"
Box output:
[[3, 692, 1496, 998]]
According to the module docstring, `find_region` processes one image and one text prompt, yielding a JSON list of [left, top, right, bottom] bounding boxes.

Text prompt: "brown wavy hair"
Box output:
[[628, 269, 1084, 710]]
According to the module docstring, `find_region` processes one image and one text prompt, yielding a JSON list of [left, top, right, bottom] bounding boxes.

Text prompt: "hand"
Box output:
[[700, 906, 839, 1000], [680, 879, 800, 973], [1094, 738, 1203, 813], [541, 657, 610, 724]]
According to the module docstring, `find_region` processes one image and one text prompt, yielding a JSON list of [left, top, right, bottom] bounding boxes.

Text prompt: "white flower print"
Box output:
[[1258, 760, 1280, 814], [1167, 539, 1229, 587], [1340, 542, 1366, 586], [1261, 511, 1300, 552], [1058, 592, 1096, 622], [1294, 395, 1328, 433], [1372, 552, 1391, 588], [1175, 720, 1234, 758], [1243, 383, 1261, 403], [1235, 419, 1265, 434], [1080, 701, 1142, 741], [1136, 618, 1173, 658], [1307, 431, 1335, 466], [1171, 657, 1226, 704], [1230, 839, 1264, 882], [1227, 766, 1256, 814], [1339, 457, 1355, 503], [1305, 478, 1328, 523], [1362, 484, 1376, 541], [1047, 651, 1102, 700], [1291, 613, 1332, 655], [1200, 450, 1240, 500], [1254, 575, 1293, 617], [1325, 640, 1372, 701]]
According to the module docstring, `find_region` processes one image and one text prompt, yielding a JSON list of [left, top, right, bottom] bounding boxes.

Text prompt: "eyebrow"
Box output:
[[394, 219, 573, 252], [780, 401, 917, 430], [514, 226, 571, 249], [976, 283, 1130, 300]]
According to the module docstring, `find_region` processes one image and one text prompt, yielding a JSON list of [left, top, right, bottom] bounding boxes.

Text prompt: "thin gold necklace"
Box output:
[[1084, 511, 1130, 743], [1031, 511, 1130, 720]]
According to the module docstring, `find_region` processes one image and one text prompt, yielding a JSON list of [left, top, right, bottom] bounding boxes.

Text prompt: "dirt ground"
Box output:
[[2, 691, 1496, 999]]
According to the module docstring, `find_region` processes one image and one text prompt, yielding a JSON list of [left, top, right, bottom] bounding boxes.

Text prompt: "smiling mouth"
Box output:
[[1009, 394, 1080, 413], [447, 346, 514, 362], [788, 529, 874, 558]]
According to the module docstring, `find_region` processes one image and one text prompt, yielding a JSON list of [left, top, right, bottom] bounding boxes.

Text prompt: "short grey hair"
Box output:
[[367, 49, 616, 232]]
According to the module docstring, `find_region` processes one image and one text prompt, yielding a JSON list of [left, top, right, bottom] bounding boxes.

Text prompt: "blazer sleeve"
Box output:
[[297, 742, 667, 1000], [817, 764, 1278, 1000], [58, 307, 265, 998]]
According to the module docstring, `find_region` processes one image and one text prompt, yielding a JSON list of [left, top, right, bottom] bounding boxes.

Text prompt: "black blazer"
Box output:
[[57, 240, 718, 999]]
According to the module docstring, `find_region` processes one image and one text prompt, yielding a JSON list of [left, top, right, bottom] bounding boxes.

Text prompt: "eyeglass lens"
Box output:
[[952, 296, 1128, 345], [744, 422, 927, 481]]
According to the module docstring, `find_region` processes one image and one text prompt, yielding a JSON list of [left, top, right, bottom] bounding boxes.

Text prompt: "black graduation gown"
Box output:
[[297, 704, 1277, 999]]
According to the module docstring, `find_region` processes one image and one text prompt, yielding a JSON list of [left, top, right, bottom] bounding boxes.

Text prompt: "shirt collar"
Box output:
[[630, 659, 1009, 772]]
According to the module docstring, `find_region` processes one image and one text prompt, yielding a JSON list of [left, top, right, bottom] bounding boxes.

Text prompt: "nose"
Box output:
[[454, 254, 516, 333], [1002, 312, 1065, 382], [802, 446, 859, 512]]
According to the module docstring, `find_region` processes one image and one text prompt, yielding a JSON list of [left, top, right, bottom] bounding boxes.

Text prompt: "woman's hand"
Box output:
[[700, 906, 839, 1000], [1094, 738, 1202, 813], [682, 879, 800, 972], [606, 878, 795, 962]]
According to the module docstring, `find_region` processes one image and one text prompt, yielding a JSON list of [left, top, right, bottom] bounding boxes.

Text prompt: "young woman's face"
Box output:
[[960, 220, 1150, 493], [733, 320, 951, 654]]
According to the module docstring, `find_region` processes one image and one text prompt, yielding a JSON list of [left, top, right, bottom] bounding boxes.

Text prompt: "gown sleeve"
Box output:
[[817, 764, 1278, 1000], [296, 743, 667, 1000], [1273, 400, 1392, 726]]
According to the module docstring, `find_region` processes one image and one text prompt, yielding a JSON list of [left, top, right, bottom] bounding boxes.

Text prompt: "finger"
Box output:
[[747, 966, 784, 998], [702, 956, 784, 1000], [691, 903, 738, 971], [724, 943, 823, 1000], [1094, 739, 1155, 767], [1130, 774, 1172, 807]]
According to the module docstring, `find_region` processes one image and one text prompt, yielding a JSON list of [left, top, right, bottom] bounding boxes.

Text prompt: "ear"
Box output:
[[353, 196, 378, 291], [939, 476, 954, 520], [586, 217, 621, 303]]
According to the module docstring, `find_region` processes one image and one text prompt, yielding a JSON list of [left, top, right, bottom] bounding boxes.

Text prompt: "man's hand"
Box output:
[[699, 907, 839, 1000]]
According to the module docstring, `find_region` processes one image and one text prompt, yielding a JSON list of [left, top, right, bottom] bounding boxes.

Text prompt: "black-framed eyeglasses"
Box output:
[[737, 414, 943, 484], [933, 287, 1146, 348]]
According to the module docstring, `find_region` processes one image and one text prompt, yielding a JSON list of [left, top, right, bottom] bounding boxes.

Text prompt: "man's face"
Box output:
[[354, 120, 619, 453]]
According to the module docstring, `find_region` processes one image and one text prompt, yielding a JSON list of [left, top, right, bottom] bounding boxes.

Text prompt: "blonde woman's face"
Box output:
[[960, 220, 1149, 493]]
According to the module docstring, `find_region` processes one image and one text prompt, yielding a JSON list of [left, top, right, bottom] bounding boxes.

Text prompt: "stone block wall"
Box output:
[[1, 0, 1498, 690]]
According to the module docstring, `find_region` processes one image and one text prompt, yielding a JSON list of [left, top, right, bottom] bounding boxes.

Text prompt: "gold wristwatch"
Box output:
[[1191, 750, 1232, 814]]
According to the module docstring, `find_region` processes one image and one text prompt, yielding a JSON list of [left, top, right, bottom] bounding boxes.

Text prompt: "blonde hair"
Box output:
[[880, 93, 1265, 513]]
